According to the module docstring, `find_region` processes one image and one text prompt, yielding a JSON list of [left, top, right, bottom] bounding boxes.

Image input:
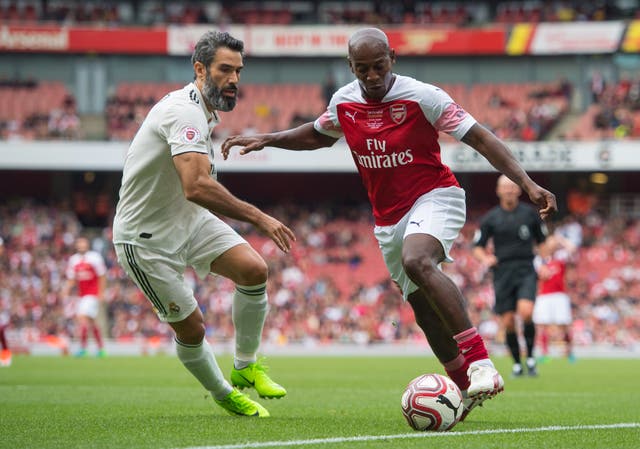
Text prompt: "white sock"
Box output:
[[232, 282, 268, 369], [470, 359, 496, 369], [175, 337, 232, 400]]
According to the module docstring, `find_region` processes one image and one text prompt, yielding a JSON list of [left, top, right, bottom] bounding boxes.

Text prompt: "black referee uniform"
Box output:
[[474, 203, 547, 314], [474, 202, 547, 374]]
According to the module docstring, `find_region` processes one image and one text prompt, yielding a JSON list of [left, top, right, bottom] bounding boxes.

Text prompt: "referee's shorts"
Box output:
[[492, 260, 538, 314]]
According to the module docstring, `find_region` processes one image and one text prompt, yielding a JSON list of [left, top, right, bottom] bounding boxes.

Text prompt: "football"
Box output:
[[401, 373, 464, 431]]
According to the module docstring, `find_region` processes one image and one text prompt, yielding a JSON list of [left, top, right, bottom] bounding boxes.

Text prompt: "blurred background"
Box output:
[[1, 0, 639, 357]]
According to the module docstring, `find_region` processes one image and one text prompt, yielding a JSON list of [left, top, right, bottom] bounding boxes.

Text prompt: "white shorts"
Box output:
[[77, 295, 100, 319], [374, 186, 466, 300], [114, 214, 246, 323], [533, 292, 572, 325]]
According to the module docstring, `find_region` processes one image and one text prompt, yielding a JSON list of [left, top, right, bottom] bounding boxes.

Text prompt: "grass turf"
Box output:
[[1, 354, 639, 449]]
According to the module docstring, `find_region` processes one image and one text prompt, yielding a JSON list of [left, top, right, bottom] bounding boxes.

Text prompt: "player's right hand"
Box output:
[[255, 213, 296, 253], [221, 135, 267, 160]]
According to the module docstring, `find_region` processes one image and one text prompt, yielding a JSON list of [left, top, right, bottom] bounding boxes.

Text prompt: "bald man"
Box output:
[[473, 175, 549, 378], [223, 27, 557, 421]]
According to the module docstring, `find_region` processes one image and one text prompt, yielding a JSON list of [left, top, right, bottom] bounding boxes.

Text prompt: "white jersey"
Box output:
[[113, 83, 220, 255]]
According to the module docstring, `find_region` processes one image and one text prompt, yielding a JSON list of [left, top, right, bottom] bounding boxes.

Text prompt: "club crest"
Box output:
[[390, 104, 407, 124], [180, 126, 201, 144]]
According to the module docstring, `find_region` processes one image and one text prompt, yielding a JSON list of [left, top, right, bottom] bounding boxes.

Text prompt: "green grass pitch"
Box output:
[[1, 354, 639, 449]]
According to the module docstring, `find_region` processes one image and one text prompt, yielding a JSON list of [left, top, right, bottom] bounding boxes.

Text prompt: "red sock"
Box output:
[[92, 326, 103, 349], [444, 353, 470, 391], [540, 329, 549, 355], [0, 326, 7, 350], [80, 325, 88, 348], [563, 330, 572, 355], [453, 327, 489, 365]]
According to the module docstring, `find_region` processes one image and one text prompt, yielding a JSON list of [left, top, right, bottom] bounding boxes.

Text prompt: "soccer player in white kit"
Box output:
[[113, 31, 295, 418], [64, 237, 107, 357], [222, 28, 558, 421]]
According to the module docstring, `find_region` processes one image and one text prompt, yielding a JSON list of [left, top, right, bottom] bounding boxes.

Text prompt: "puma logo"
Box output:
[[436, 394, 459, 419], [344, 110, 357, 123], [409, 220, 424, 227]]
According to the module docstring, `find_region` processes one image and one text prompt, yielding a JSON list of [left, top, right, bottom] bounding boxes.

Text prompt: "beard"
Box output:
[[202, 73, 237, 112]]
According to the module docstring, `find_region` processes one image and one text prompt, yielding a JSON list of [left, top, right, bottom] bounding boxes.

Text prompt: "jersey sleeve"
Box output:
[[89, 252, 107, 276], [313, 95, 344, 139], [473, 217, 492, 248], [66, 256, 76, 280], [532, 209, 548, 243], [418, 85, 476, 141], [162, 102, 209, 156]]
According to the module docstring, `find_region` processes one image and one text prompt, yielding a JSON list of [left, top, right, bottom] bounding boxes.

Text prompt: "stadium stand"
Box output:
[[105, 80, 567, 141], [107, 82, 327, 141], [1, 198, 639, 353], [0, 0, 637, 26], [0, 80, 80, 140], [1, 0, 639, 356], [565, 76, 640, 140]]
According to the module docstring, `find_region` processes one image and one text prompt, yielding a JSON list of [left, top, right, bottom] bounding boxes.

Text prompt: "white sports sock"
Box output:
[[470, 359, 496, 369], [232, 282, 268, 368], [175, 337, 232, 400]]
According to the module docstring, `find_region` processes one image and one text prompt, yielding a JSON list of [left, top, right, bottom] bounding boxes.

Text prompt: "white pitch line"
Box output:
[[179, 422, 640, 449]]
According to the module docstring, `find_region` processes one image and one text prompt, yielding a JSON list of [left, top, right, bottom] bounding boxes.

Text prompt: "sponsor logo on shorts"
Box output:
[[169, 302, 181, 314]]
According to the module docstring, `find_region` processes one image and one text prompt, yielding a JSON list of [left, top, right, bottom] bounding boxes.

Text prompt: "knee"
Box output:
[[179, 324, 205, 345], [238, 258, 269, 286], [502, 314, 516, 330], [175, 321, 206, 345], [402, 252, 438, 284]]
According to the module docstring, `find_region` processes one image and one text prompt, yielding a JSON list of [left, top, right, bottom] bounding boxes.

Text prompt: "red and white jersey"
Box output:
[[535, 252, 567, 295], [66, 251, 106, 297], [314, 75, 476, 225]]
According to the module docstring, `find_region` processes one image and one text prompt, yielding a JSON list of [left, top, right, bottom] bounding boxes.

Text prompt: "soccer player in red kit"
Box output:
[[63, 237, 107, 357], [222, 27, 557, 420], [0, 237, 11, 367], [533, 233, 577, 362]]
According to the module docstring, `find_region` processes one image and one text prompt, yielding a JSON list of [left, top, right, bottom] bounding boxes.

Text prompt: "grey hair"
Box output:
[[191, 31, 244, 76]]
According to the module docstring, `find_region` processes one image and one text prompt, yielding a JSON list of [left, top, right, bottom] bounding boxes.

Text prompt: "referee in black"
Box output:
[[473, 175, 548, 377]]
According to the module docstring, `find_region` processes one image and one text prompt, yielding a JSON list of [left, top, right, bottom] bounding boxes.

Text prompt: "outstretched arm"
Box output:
[[221, 122, 339, 159], [173, 151, 295, 252], [462, 123, 557, 220]]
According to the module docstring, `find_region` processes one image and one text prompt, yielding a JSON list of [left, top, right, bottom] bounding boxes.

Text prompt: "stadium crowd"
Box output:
[[1, 0, 637, 26], [590, 73, 640, 139], [1, 197, 638, 354]]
